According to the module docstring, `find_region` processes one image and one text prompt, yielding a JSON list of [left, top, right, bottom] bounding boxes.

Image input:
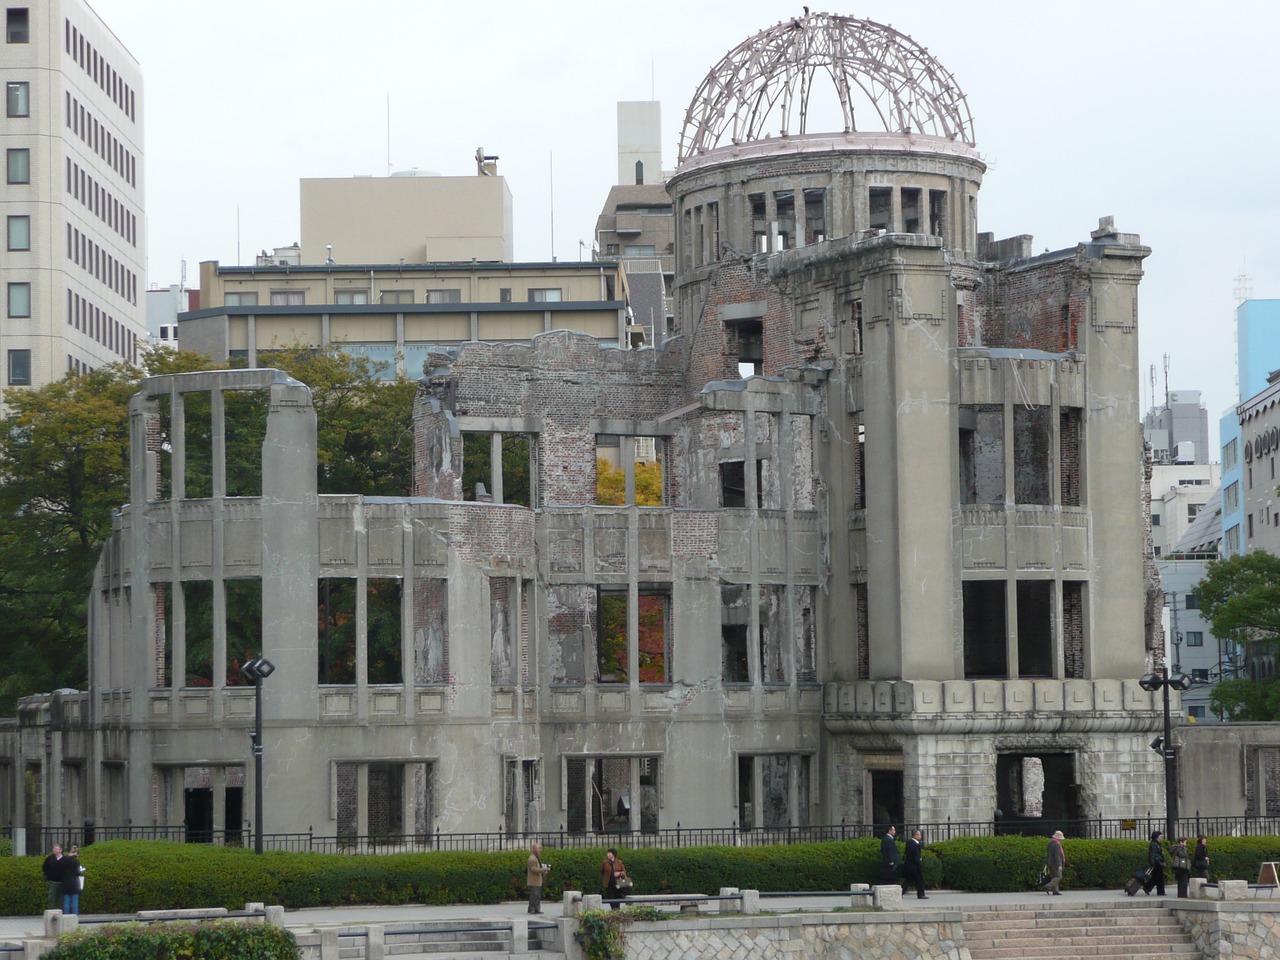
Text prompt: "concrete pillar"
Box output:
[[1187, 878, 1207, 899], [562, 890, 583, 917], [265, 904, 284, 926], [320, 928, 340, 960], [510, 917, 529, 953], [718, 887, 739, 913], [740, 889, 760, 914], [582, 894, 603, 911], [366, 925, 385, 960], [872, 884, 902, 910], [1220, 879, 1248, 900]]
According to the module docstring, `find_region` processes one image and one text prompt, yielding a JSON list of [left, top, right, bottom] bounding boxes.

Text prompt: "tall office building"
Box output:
[[0, 0, 144, 396]]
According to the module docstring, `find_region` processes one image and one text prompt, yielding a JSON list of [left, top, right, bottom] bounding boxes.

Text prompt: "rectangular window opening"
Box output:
[[368, 577, 403, 685], [1016, 581, 1053, 678], [6, 8, 29, 43], [318, 578, 357, 684], [868, 186, 892, 231], [596, 435, 664, 506], [963, 580, 1007, 679], [901, 187, 922, 233]]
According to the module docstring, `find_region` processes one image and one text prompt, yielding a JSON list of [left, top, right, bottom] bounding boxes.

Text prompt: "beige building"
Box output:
[[300, 166, 513, 265], [3, 13, 1174, 851], [180, 258, 631, 377], [595, 102, 674, 346], [0, 0, 145, 394]]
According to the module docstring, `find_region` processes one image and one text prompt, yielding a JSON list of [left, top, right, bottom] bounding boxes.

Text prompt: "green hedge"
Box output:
[[4, 835, 1279, 915], [43, 922, 297, 959]]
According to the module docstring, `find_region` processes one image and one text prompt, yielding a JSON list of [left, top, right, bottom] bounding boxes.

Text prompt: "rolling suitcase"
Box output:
[[1125, 868, 1150, 896]]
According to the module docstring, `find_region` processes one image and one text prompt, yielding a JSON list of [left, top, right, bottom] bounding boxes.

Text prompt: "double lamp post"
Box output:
[[1139, 666, 1193, 839]]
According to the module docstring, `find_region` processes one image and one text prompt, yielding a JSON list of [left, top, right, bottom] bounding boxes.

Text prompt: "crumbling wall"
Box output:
[[413, 404, 461, 499], [1013, 406, 1052, 504], [1060, 409, 1082, 507], [1063, 580, 1084, 679], [548, 584, 593, 684], [975, 255, 1086, 352], [412, 577, 448, 683], [688, 261, 798, 391]]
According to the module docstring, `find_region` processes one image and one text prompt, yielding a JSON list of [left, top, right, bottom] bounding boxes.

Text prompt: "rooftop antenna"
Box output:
[[1162, 353, 1170, 409], [1234, 268, 1252, 305], [1148, 363, 1156, 418]]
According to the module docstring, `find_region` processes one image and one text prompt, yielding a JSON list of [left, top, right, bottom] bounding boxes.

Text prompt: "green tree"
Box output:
[[1194, 551, 1280, 720], [0, 346, 417, 711]]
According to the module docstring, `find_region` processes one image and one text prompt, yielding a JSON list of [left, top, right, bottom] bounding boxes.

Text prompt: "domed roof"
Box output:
[[678, 11, 976, 163]]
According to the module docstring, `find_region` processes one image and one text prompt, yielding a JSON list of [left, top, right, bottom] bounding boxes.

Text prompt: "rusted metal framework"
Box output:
[[678, 12, 976, 162]]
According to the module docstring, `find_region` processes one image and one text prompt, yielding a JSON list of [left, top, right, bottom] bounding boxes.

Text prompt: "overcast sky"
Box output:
[[91, 0, 1280, 452]]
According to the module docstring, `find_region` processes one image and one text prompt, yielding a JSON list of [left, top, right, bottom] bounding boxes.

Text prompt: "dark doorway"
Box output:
[[185, 787, 213, 843], [225, 787, 243, 846], [995, 752, 1081, 836], [870, 769, 904, 834]]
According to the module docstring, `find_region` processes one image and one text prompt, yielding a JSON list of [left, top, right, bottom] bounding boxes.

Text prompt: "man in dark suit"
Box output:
[[904, 829, 927, 898], [880, 825, 900, 883]]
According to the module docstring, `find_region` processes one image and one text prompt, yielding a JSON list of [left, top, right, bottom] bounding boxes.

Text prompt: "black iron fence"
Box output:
[[21, 812, 1280, 855]]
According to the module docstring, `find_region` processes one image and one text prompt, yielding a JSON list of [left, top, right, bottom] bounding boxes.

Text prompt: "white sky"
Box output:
[[90, 0, 1280, 451]]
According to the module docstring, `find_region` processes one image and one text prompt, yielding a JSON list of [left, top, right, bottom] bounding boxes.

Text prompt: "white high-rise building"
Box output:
[[1, 0, 144, 395]]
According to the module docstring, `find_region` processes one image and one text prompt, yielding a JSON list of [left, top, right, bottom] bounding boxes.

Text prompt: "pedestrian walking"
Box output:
[[880, 825, 900, 884], [525, 841, 551, 914], [1142, 830, 1166, 896], [599, 848, 628, 909], [41, 844, 62, 909], [1192, 834, 1210, 880], [1171, 836, 1191, 898], [903, 829, 927, 899], [1044, 830, 1066, 895]]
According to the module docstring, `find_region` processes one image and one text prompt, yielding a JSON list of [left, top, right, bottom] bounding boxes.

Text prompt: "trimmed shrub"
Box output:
[[4, 834, 1280, 916], [43, 921, 297, 959]]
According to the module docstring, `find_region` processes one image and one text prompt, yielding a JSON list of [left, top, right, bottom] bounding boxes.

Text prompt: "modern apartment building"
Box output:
[[0, 0, 144, 395]]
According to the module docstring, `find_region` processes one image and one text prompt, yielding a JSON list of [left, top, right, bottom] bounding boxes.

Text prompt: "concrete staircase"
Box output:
[[962, 902, 1198, 960]]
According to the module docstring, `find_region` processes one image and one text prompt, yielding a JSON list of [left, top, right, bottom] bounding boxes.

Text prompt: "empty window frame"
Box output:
[[596, 588, 670, 684], [565, 755, 660, 834], [318, 578, 357, 684], [1016, 581, 1053, 678], [749, 192, 768, 252], [182, 580, 214, 686], [6, 147, 29, 183], [223, 578, 262, 686], [738, 754, 811, 829], [901, 187, 922, 233], [959, 406, 1005, 505], [733, 319, 763, 377], [868, 186, 892, 231], [928, 189, 947, 237], [503, 757, 541, 836], [773, 190, 795, 250], [490, 576, 516, 685], [720, 459, 764, 508], [462, 431, 534, 507], [721, 584, 750, 683], [368, 578, 403, 685], [412, 577, 449, 683], [850, 299, 863, 355], [963, 580, 1007, 679], [803, 188, 827, 244], [595, 435, 664, 506]]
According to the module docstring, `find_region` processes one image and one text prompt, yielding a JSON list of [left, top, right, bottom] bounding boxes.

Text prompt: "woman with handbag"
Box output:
[[1171, 837, 1192, 898], [600, 848, 629, 908], [1193, 834, 1210, 880]]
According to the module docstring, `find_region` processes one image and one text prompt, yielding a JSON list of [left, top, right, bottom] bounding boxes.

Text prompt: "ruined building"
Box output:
[[3, 13, 1168, 849]]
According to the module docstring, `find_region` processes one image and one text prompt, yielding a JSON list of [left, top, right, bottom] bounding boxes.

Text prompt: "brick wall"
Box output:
[[975, 256, 1083, 352]]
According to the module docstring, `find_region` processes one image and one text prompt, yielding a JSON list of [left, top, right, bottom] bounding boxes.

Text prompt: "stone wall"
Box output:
[[616, 912, 970, 960], [1172, 901, 1280, 959]]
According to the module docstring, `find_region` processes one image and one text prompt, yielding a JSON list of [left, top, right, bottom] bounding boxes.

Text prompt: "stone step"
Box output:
[[962, 905, 1197, 960]]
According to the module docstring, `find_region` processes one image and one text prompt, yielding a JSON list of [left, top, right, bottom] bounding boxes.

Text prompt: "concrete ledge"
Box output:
[[136, 907, 229, 921]]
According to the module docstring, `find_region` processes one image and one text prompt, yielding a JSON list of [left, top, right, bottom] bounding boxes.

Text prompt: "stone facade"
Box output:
[[0, 12, 1169, 846]]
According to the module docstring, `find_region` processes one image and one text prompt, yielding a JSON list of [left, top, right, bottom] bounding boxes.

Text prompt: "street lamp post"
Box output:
[[1140, 666, 1193, 839], [241, 655, 276, 854]]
